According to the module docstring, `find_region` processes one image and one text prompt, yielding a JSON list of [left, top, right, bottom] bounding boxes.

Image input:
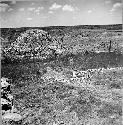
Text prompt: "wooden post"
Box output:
[[109, 40, 111, 53]]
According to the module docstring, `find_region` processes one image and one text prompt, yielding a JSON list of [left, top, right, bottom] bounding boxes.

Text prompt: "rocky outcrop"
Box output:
[[1, 77, 22, 122]]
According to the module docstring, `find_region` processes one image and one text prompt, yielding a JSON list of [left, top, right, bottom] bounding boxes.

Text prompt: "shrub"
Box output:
[[3, 29, 53, 61]]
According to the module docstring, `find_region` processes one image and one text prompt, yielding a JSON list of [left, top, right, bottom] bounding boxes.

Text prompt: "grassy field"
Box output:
[[1, 25, 123, 125], [2, 52, 123, 125]]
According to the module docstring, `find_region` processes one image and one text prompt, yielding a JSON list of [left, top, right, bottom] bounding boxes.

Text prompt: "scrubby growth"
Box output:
[[1, 25, 123, 125], [2, 26, 123, 65], [2, 29, 56, 63], [1, 65, 121, 125]]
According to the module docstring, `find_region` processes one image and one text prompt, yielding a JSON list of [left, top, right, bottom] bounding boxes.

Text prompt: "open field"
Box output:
[[2, 60, 123, 125], [1, 25, 123, 125]]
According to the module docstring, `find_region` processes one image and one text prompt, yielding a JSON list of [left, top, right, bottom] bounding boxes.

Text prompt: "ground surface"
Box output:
[[2, 54, 123, 125], [1, 26, 123, 125]]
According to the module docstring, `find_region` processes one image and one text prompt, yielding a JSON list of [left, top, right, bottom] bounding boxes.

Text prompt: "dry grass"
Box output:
[[2, 64, 121, 125]]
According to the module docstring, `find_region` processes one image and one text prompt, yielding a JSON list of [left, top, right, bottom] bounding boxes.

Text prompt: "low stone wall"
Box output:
[[1, 77, 22, 122]]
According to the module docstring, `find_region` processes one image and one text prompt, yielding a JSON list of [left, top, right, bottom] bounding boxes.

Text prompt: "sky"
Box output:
[[0, 0, 122, 28]]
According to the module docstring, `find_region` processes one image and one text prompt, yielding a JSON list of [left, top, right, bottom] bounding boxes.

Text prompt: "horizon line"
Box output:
[[0, 24, 122, 29]]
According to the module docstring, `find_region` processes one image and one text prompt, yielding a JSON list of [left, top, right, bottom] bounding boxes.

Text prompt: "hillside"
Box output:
[[2, 59, 123, 125], [1, 24, 123, 125], [1, 24, 122, 39], [1, 24, 123, 64]]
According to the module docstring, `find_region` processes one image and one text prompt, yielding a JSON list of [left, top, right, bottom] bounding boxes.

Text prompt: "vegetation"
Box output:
[[1, 25, 123, 64], [1, 24, 123, 125]]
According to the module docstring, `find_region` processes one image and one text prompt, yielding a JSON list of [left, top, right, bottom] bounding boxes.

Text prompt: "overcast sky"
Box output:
[[0, 0, 122, 28]]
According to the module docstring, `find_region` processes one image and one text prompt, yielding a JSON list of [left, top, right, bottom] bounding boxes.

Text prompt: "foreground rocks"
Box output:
[[1, 66, 122, 125], [2, 112, 22, 121], [1, 77, 22, 123]]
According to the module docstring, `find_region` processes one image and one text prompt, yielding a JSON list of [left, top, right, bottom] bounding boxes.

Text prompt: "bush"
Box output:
[[2, 29, 53, 62]]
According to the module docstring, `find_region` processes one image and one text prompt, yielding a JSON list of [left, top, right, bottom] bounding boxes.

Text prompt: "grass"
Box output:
[[2, 51, 123, 125], [1, 25, 123, 125]]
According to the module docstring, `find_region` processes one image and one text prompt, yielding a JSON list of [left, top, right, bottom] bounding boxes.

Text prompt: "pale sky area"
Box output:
[[0, 0, 122, 28]]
